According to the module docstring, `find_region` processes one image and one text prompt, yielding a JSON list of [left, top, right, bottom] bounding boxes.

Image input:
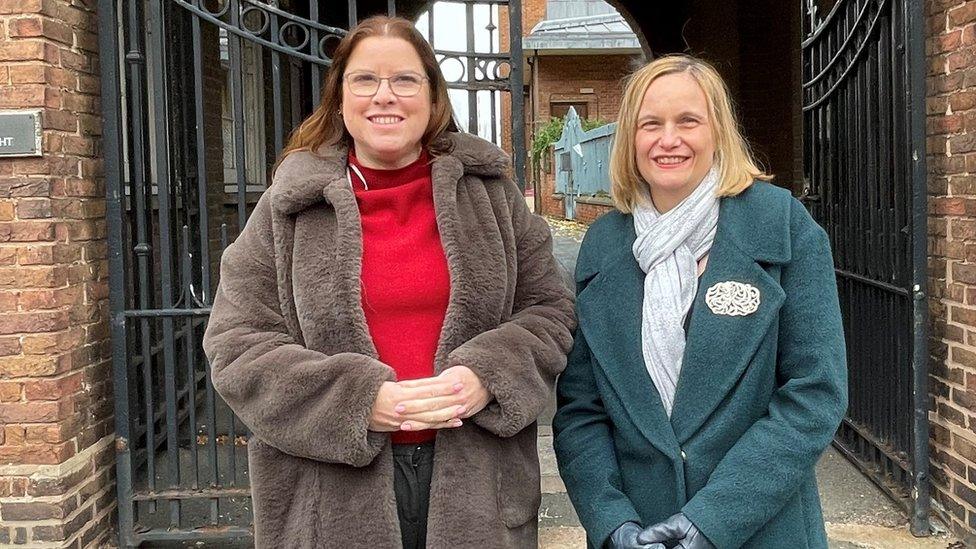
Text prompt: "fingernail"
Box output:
[[401, 423, 412, 431], [456, 406, 466, 416], [453, 383, 464, 392], [394, 404, 405, 413], [452, 419, 463, 427]]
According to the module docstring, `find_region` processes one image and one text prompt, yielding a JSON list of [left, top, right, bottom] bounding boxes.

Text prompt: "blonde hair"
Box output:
[[609, 54, 771, 213]]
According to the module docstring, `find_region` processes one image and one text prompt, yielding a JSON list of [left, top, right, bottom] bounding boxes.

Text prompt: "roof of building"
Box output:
[[523, 0, 641, 52]]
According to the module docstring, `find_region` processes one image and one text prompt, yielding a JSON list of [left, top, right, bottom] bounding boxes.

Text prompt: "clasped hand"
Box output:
[[368, 366, 492, 432], [609, 514, 715, 549]]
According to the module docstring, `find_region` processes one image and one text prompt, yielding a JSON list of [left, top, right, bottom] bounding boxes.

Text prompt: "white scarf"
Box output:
[[632, 168, 720, 417]]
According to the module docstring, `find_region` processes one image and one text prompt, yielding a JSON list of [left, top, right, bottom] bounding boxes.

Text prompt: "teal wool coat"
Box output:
[[553, 182, 848, 549]]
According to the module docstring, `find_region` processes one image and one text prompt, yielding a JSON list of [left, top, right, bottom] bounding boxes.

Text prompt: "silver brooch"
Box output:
[[705, 281, 761, 316]]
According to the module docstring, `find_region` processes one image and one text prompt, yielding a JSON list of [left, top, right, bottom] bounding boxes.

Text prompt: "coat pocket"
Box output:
[[495, 431, 542, 528]]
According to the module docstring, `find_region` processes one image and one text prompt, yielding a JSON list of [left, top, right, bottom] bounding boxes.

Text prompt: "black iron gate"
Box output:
[[97, 0, 524, 544], [800, 0, 929, 534]]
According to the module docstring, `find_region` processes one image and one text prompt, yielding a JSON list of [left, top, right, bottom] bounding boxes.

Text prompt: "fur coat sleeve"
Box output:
[[447, 184, 576, 437], [202, 193, 395, 467]]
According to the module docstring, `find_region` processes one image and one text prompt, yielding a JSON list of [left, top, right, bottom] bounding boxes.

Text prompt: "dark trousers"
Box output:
[[393, 442, 434, 549]]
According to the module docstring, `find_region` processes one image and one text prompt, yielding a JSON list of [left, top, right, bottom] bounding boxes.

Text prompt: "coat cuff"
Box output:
[[446, 345, 539, 437], [588, 505, 642, 549], [681, 500, 730, 549]]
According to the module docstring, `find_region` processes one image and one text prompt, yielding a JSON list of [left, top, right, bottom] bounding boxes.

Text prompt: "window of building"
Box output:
[[550, 101, 589, 120]]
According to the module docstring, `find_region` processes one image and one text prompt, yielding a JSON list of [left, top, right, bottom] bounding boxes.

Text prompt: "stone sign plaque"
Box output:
[[0, 110, 42, 157]]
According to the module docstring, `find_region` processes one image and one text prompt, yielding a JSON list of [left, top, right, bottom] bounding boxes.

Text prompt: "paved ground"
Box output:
[[540, 218, 960, 549]]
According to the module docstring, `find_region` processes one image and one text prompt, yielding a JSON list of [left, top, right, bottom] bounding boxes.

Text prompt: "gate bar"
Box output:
[[906, 0, 930, 536], [190, 11, 212, 306], [508, 0, 525, 190], [135, 0, 158, 519], [465, 3, 476, 133], [98, 0, 135, 544], [146, 0, 182, 527], [309, 0, 321, 107]]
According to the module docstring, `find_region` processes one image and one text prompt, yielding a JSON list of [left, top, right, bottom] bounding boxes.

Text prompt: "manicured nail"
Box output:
[[400, 423, 412, 431], [453, 383, 464, 392], [452, 419, 463, 427], [394, 404, 405, 413], [456, 406, 466, 416]]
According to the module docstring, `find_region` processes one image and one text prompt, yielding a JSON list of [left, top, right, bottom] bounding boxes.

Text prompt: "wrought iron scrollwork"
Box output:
[[802, 0, 888, 110], [170, 0, 345, 66], [436, 51, 512, 90], [805, 0, 843, 36]]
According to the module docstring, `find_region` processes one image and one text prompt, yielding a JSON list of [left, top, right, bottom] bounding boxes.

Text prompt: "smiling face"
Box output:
[[633, 72, 716, 212], [341, 36, 433, 169]]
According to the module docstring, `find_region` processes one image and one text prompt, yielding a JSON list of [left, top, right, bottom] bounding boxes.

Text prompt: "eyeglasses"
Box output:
[[344, 71, 428, 97]]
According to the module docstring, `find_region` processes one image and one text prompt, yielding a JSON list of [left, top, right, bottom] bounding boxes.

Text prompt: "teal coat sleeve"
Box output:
[[681, 199, 849, 549], [553, 219, 642, 549], [554, 328, 642, 548]]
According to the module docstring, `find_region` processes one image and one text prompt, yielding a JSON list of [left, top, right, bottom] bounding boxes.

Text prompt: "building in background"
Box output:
[[519, 0, 642, 217], [496, 0, 641, 213]]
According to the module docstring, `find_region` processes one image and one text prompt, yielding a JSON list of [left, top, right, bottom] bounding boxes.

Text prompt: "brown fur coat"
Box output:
[[201, 132, 576, 548]]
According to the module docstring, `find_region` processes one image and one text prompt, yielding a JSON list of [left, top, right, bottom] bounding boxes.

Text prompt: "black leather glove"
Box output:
[[607, 521, 666, 549], [636, 513, 715, 549]]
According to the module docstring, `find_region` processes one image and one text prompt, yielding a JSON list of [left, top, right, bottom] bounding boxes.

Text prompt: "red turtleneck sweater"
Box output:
[[349, 150, 450, 444]]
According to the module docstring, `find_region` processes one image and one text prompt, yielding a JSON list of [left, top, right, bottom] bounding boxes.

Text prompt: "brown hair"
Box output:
[[274, 15, 456, 173], [609, 54, 772, 213]]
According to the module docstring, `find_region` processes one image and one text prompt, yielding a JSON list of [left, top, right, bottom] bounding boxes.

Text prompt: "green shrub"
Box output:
[[530, 116, 609, 171]]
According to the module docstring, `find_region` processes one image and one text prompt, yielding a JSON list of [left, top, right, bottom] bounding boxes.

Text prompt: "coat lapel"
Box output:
[[577, 226, 681, 460], [669, 198, 787, 443], [428, 153, 493, 371], [291, 174, 381, 358], [577, 184, 793, 455]]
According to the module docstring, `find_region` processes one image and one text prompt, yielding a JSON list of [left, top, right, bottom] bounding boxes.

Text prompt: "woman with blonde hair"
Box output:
[[553, 54, 847, 549], [203, 15, 575, 548]]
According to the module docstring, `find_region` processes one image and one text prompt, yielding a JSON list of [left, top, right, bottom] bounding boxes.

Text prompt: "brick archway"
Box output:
[[526, 0, 803, 223], [613, 0, 803, 189]]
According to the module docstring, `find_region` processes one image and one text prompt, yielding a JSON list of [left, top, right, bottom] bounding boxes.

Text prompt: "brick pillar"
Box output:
[[0, 0, 115, 545], [927, 0, 976, 541], [540, 147, 564, 218]]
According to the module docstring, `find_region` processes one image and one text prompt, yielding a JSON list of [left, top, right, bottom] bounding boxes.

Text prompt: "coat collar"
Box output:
[[268, 132, 511, 216], [576, 183, 791, 456], [269, 130, 513, 376]]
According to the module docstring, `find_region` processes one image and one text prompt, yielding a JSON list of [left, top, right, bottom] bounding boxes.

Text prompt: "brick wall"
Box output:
[[523, 53, 638, 203], [684, 0, 799, 191], [734, 0, 801, 190], [573, 198, 614, 225], [205, 23, 231, 295], [926, 0, 976, 540], [538, 155, 562, 218], [533, 54, 639, 125], [0, 0, 115, 545]]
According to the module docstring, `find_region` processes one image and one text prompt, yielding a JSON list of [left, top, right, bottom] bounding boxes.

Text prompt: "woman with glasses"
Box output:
[[202, 15, 575, 549]]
